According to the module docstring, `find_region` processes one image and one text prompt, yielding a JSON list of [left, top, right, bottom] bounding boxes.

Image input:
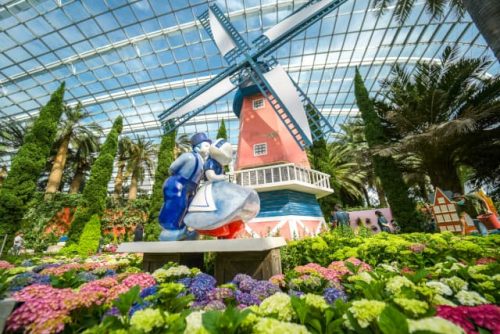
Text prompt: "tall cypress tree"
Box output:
[[67, 116, 123, 242], [0, 83, 65, 238], [216, 119, 227, 139], [354, 69, 421, 231], [145, 127, 177, 241]]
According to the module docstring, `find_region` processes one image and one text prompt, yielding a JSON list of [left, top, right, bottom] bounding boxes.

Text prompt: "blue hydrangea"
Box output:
[[103, 269, 117, 277], [9, 272, 51, 291], [21, 259, 34, 267], [288, 290, 305, 298], [177, 277, 192, 288], [140, 285, 158, 299], [323, 288, 348, 304], [250, 281, 281, 300], [189, 274, 216, 301], [232, 274, 253, 284], [129, 301, 152, 316], [77, 272, 98, 283], [239, 278, 257, 292], [32, 263, 60, 273]]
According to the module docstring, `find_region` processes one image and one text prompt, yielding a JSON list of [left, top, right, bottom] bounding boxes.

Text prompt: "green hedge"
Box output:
[[281, 229, 500, 272], [354, 69, 421, 231], [0, 83, 65, 239], [145, 130, 176, 240], [77, 214, 101, 257], [67, 116, 123, 243]]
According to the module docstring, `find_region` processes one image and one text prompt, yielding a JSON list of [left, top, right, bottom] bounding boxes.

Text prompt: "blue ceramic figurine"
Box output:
[[158, 133, 211, 241]]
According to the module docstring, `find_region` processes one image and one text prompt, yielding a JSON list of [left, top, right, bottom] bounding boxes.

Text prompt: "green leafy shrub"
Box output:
[[77, 214, 101, 257], [145, 130, 176, 240], [0, 83, 65, 239], [67, 116, 123, 243], [354, 69, 422, 231]]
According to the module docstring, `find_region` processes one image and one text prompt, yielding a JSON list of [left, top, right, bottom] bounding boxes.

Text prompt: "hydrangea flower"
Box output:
[[385, 276, 415, 295], [348, 271, 373, 284], [288, 290, 305, 298], [232, 273, 253, 284], [77, 272, 98, 283], [140, 285, 159, 299], [426, 281, 453, 296], [437, 305, 500, 334], [184, 311, 209, 334], [252, 317, 309, 334], [302, 293, 329, 311], [0, 260, 14, 270], [177, 277, 192, 288], [269, 274, 285, 287], [258, 293, 295, 321], [347, 299, 386, 328], [207, 287, 234, 301], [393, 298, 428, 316], [130, 308, 165, 333], [455, 291, 488, 306], [439, 277, 467, 293], [122, 273, 156, 289], [189, 273, 217, 301], [9, 272, 51, 292], [239, 278, 257, 292], [205, 300, 226, 310], [235, 290, 261, 306], [250, 281, 280, 301], [408, 317, 465, 334], [323, 288, 347, 304]]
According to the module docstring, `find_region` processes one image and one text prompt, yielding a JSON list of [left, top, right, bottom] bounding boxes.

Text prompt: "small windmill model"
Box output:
[[159, 0, 346, 239]]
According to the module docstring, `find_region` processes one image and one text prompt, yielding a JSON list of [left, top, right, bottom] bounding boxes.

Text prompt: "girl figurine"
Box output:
[[184, 139, 260, 238]]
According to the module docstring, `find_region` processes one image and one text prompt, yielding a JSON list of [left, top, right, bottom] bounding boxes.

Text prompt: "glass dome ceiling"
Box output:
[[1, 0, 498, 191]]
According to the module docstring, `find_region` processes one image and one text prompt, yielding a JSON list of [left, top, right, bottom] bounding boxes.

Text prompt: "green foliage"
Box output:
[[202, 306, 250, 334], [354, 68, 422, 231], [68, 116, 123, 243], [0, 83, 65, 239], [378, 305, 409, 334], [281, 229, 500, 271], [216, 119, 228, 140], [19, 192, 81, 252], [291, 296, 348, 334], [145, 130, 176, 240], [77, 214, 101, 257]]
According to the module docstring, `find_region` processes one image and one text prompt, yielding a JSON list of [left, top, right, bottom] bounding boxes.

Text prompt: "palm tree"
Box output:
[[67, 132, 100, 194], [126, 136, 157, 201], [0, 120, 31, 157], [373, 0, 500, 62], [376, 46, 500, 193], [113, 137, 132, 199], [175, 133, 192, 156], [45, 103, 102, 198]]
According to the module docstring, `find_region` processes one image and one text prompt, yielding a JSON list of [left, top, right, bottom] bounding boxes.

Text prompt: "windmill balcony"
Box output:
[[228, 163, 333, 198]]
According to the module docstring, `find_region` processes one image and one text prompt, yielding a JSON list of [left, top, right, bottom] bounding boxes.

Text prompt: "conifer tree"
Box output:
[[216, 119, 228, 139], [67, 116, 123, 242], [354, 68, 421, 231], [0, 83, 65, 238]]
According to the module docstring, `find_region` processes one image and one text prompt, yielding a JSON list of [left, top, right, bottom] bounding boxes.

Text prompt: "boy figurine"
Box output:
[[158, 133, 211, 241]]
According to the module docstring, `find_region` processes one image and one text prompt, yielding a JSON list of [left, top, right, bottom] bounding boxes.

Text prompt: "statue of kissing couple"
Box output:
[[158, 132, 260, 241]]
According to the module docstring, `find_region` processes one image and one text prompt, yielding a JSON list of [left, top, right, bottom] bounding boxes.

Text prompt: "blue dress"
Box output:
[[183, 158, 260, 231], [158, 152, 204, 240]]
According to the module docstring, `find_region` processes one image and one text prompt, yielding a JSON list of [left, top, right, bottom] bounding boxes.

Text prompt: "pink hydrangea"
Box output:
[[409, 243, 426, 253], [269, 274, 286, 287], [328, 257, 371, 277], [294, 263, 342, 284], [107, 284, 132, 302], [121, 273, 156, 289], [475, 258, 496, 265], [0, 260, 14, 270], [40, 263, 81, 276], [8, 285, 76, 334], [437, 305, 500, 334]]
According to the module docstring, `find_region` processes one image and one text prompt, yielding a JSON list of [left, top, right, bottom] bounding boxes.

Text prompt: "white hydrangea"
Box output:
[[378, 264, 399, 273], [252, 318, 309, 334], [258, 293, 295, 322], [385, 276, 415, 295], [408, 317, 465, 334], [184, 311, 208, 334], [348, 271, 374, 283], [455, 290, 488, 306], [426, 281, 453, 296], [440, 277, 468, 293]]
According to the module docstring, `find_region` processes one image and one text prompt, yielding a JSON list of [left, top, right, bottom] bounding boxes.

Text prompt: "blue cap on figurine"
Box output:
[[190, 132, 211, 147]]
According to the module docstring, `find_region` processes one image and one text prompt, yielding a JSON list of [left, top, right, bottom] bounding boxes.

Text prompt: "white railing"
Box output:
[[228, 163, 332, 192]]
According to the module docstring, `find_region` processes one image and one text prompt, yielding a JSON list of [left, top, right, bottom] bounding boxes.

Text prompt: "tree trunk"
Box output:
[[69, 168, 84, 194], [128, 173, 138, 201], [375, 183, 388, 207], [45, 135, 70, 199], [113, 165, 125, 199], [362, 187, 371, 207], [462, 0, 500, 62], [428, 167, 463, 194]]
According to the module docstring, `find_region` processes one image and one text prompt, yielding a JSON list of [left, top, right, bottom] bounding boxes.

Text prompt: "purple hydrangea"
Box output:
[[177, 277, 192, 288], [235, 290, 261, 306], [288, 290, 305, 298], [140, 285, 158, 298], [250, 281, 281, 300], [189, 273, 216, 301], [32, 263, 61, 273], [238, 278, 257, 292], [207, 287, 234, 301], [323, 288, 348, 304], [205, 300, 226, 310], [104, 307, 120, 318], [232, 274, 253, 284], [20, 259, 34, 267]]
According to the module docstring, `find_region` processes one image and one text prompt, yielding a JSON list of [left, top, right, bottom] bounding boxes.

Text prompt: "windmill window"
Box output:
[[253, 143, 267, 156], [252, 98, 265, 110]]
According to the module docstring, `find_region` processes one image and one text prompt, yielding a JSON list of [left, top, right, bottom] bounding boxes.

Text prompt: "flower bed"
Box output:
[[0, 233, 498, 334]]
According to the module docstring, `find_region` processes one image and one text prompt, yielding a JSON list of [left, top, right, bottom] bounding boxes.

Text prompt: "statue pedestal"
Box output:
[[117, 237, 286, 283]]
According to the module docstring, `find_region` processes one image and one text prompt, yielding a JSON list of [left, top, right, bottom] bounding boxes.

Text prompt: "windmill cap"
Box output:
[[190, 132, 211, 146]]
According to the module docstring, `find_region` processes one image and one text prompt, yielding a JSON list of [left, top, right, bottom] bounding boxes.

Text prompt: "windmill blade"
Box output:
[[162, 76, 237, 121], [198, 5, 250, 64], [252, 0, 347, 56], [262, 65, 312, 144]]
